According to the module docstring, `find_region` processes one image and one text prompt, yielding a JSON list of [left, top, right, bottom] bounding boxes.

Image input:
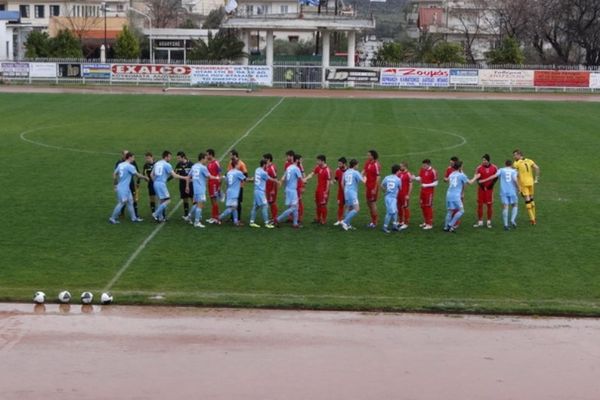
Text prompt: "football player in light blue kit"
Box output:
[[218, 159, 246, 225], [276, 154, 304, 228], [250, 159, 278, 229], [110, 152, 148, 224], [380, 164, 403, 233], [480, 159, 520, 230], [341, 159, 367, 231], [151, 150, 189, 223], [444, 160, 476, 232], [184, 152, 220, 228]]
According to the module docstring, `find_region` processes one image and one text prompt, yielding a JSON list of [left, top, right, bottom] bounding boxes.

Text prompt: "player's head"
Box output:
[[125, 152, 134, 162], [206, 149, 215, 160], [260, 159, 267, 168], [482, 154, 490, 166], [176, 151, 187, 162], [286, 150, 295, 162], [230, 149, 239, 161], [262, 153, 273, 163], [316, 154, 326, 165], [505, 159, 513, 167], [391, 164, 401, 175], [144, 152, 153, 162], [349, 159, 359, 169], [452, 160, 463, 170], [367, 150, 379, 161], [198, 152, 207, 163], [422, 159, 431, 168], [400, 161, 408, 171], [162, 150, 172, 161], [449, 156, 459, 165], [231, 159, 239, 169], [121, 149, 129, 160], [338, 157, 347, 168], [294, 153, 302, 165], [513, 149, 523, 161]]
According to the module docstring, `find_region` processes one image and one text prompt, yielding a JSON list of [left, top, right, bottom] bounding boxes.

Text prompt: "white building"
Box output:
[[0, 10, 22, 59]]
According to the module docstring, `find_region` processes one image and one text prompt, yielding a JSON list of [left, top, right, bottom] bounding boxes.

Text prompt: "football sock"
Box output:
[[502, 208, 509, 227], [212, 201, 219, 219], [133, 201, 139, 218], [219, 208, 232, 221], [384, 213, 391, 228], [445, 210, 453, 228], [196, 206, 202, 223], [337, 204, 344, 221], [344, 209, 358, 225], [531, 201, 536, 220], [127, 202, 136, 221], [449, 209, 464, 227], [150, 201, 156, 213], [233, 210, 239, 224], [321, 206, 327, 223], [298, 201, 304, 222], [183, 201, 189, 216], [189, 205, 197, 221], [526, 202, 534, 221], [237, 203, 242, 220], [111, 203, 124, 221], [155, 203, 167, 218], [477, 203, 484, 220], [277, 207, 294, 223], [487, 205, 493, 221], [270, 203, 278, 221], [511, 206, 518, 224], [403, 208, 410, 225], [293, 209, 299, 225], [261, 206, 269, 223], [250, 206, 257, 223]]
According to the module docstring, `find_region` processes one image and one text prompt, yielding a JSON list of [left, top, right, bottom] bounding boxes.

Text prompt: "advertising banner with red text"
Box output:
[[111, 64, 192, 83], [534, 70, 590, 87], [380, 68, 450, 87]]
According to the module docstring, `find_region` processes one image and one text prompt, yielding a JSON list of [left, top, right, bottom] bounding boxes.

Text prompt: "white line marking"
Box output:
[[103, 97, 286, 292], [19, 125, 120, 156]]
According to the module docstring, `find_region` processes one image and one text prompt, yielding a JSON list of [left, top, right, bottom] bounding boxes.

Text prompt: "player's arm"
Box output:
[[170, 171, 189, 181], [421, 179, 438, 188], [112, 172, 119, 188], [532, 162, 540, 183], [135, 172, 149, 181]]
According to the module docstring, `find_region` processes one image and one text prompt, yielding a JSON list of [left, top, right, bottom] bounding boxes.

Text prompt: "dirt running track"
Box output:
[[1, 84, 600, 102], [1, 304, 599, 400]]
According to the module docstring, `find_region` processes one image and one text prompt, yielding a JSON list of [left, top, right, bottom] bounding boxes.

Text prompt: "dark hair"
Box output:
[[453, 160, 463, 170], [505, 159, 513, 167], [349, 159, 358, 168], [231, 159, 238, 168], [317, 154, 326, 163], [368, 149, 379, 160], [230, 149, 239, 158], [198, 152, 206, 161], [450, 156, 459, 162], [260, 159, 267, 167], [206, 149, 215, 157], [482, 154, 490, 162], [286, 150, 295, 157], [338, 157, 347, 164], [144, 152, 153, 157], [513, 149, 522, 155], [177, 151, 186, 157], [162, 150, 171, 159], [391, 164, 401, 174], [422, 159, 431, 165], [125, 152, 134, 159], [263, 153, 273, 162], [293, 153, 302, 162]]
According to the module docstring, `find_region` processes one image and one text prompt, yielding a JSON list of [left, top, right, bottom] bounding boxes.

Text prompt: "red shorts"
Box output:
[[477, 187, 494, 204], [267, 187, 278, 203], [420, 191, 434, 207], [337, 191, 345, 206], [315, 191, 329, 205], [397, 192, 410, 208], [208, 180, 220, 198], [366, 185, 379, 202]]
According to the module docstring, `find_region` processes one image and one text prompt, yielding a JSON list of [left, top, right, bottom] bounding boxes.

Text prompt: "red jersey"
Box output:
[[265, 163, 277, 192], [476, 164, 498, 189], [313, 165, 331, 193], [396, 170, 412, 195], [363, 160, 381, 187], [207, 160, 221, 182], [419, 167, 438, 193], [284, 161, 293, 170], [445, 166, 454, 179], [297, 164, 305, 192]]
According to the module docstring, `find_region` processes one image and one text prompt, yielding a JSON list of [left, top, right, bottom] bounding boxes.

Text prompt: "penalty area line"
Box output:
[[103, 97, 286, 292]]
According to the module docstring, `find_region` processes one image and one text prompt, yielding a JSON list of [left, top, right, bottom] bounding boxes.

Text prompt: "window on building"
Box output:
[[34, 5, 45, 18], [19, 4, 30, 18], [246, 5, 253, 15], [0, 4, 5, 11], [288, 36, 299, 42], [50, 5, 60, 16], [116, 4, 124, 12], [280, 5, 288, 13]]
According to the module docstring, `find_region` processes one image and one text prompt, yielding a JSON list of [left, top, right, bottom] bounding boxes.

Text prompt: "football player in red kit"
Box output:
[[362, 150, 381, 228], [333, 157, 348, 226], [263, 153, 278, 222], [472, 154, 498, 228], [414, 159, 438, 230], [305, 155, 332, 225], [396, 161, 413, 230]]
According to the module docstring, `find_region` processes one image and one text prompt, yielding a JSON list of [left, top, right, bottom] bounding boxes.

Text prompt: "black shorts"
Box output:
[[180, 185, 193, 199], [239, 187, 244, 203], [147, 182, 155, 196]]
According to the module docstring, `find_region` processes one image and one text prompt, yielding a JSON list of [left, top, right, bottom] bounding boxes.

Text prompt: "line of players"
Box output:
[[110, 148, 540, 232]]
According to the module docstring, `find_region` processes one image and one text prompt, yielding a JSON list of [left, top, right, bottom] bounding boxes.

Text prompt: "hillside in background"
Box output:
[[353, 0, 409, 39]]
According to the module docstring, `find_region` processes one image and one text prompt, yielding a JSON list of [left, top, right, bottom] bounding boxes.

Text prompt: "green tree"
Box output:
[[374, 42, 406, 63], [113, 26, 140, 59], [25, 31, 51, 58], [49, 29, 83, 58], [202, 7, 225, 29], [486, 37, 525, 64], [273, 39, 315, 56], [188, 30, 246, 61], [424, 41, 465, 64]]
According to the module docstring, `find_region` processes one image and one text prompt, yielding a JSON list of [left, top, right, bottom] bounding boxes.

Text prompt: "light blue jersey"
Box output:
[[254, 167, 269, 193], [497, 167, 519, 205], [114, 161, 137, 194], [381, 174, 402, 215], [225, 169, 246, 206], [446, 171, 469, 202], [152, 159, 173, 184], [284, 164, 302, 191], [190, 163, 210, 202], [343, 169, 362, 196]]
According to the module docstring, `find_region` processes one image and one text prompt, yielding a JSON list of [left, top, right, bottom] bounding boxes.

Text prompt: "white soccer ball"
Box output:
[[33, 291, 46, 304], [58, 290, 72, 303], [80, 292, 94, 304], [100, 292, 113, 305]]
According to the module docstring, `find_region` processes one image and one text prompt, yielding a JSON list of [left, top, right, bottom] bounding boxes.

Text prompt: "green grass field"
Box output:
[[1, 92, 599, 315]]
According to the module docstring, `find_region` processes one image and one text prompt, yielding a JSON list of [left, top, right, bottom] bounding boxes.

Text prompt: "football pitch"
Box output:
[[1, 91, 599, 316]]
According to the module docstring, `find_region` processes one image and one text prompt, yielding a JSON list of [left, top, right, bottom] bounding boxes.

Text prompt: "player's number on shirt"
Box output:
[[450, 176, 458, 187], [344, 174, 354, 186], [387, 181, 396, 191], [228, 174, 234, 185], [155, 165, 164, 176], [505, 172, 512, 183], [255, 175, 262, 186]]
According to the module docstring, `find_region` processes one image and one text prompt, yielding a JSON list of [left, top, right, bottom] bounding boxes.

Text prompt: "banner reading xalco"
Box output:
[[191, 66, 272, 86], [380, 68, 450, 87], [326, 68, 380, 83], [111, 64, 192, 82]]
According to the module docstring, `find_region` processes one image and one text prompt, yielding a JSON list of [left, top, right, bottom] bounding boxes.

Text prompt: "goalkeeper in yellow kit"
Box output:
[[513, 149, 540, 225]]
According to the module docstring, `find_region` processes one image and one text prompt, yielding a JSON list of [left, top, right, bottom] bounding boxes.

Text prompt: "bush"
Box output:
[[114, 26, 140, 59]]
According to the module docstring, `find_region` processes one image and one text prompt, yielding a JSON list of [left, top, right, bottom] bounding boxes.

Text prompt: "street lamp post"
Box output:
[[129, 7, 153, 63], [102, 2, 107, 50]]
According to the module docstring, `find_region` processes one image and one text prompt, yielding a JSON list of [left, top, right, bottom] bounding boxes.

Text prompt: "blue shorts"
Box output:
[[226, 197, 239, 208], [501, 194, 517, 205], [254, 191, 267, 207], [116, 188, 133, 203], [385, 197, 398, 215], [193, 192, 207, 203], [344, 191, 359, 207], [154, 182, 170, 200], [446, 200, 463, 210], [285, 188, 298, 207]]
